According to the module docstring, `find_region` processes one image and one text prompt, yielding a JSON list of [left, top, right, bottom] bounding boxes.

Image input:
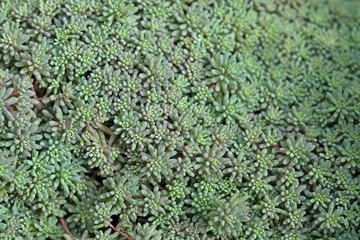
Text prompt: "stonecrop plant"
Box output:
[[0, 0, 359, 239]]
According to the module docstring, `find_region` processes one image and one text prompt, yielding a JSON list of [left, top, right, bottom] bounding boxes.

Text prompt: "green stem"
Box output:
[[97, 123, 114, 136], [28, 71, 33, 80]]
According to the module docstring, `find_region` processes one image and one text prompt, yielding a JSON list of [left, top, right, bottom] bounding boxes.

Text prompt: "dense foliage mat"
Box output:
[[0, 0, 360, 239]]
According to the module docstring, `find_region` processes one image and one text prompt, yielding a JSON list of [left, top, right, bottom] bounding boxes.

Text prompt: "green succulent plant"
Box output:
[[0, 0, 359, 239]]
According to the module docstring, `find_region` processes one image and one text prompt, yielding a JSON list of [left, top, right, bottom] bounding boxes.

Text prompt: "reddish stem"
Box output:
[[33, 79, 40, 89], [5, 106, 14, 116], [32, 96, 43, 101], [273, 144, 281, 152], [60, 218, 78, 240], [104, 219, 132, 240], [30, 80, 38, 92], [208, 83, 216, 89], [7, 89, 17, 99], [103, 145, 112, 150], [13, 46, 20, 53]]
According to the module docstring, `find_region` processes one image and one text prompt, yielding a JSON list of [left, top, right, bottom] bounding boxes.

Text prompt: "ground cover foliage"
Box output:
[[0, 0, 360, 239]]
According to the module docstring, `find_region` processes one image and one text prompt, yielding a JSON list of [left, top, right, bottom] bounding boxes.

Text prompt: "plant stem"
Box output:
[[60, 218, 78, 240], [104, 219, 132, 240]]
